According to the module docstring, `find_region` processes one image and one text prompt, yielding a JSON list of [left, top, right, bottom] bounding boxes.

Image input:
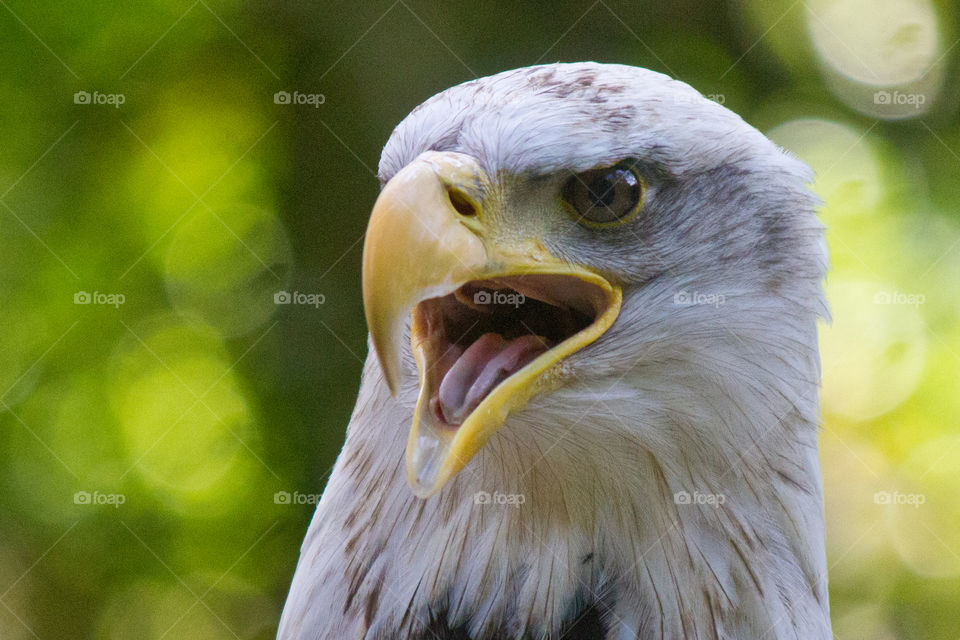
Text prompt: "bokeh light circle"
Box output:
[[821, 435, 892, 587], [165, 204, 291, 336], [819, 279, 927, 421], [886, 435, 960, 578], [767, 118, 882, 217], [806, 0, 944, 119], [109, 316, 263, 516]]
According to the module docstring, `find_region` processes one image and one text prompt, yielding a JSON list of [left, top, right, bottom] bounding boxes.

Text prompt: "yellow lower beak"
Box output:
[[362, 151, 621, 497]]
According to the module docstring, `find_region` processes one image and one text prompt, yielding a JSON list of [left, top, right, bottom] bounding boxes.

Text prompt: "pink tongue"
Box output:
[[436, 333, 549, 425]]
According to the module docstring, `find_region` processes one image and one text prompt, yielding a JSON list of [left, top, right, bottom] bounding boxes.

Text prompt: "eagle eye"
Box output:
[[562, 161, 644, 227]]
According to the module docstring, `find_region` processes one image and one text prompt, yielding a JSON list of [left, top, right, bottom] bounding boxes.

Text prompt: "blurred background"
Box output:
[[0, 0, 958, 638]]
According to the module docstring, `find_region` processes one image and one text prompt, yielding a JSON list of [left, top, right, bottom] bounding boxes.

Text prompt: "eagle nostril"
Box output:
[[447, 187, 479, 218]]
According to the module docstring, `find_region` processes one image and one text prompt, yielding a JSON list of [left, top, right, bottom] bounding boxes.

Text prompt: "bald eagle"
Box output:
[[278, 63, 831, 640]]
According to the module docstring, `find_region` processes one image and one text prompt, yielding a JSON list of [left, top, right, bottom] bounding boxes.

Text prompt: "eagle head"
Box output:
[[280, 62, 830, 640]]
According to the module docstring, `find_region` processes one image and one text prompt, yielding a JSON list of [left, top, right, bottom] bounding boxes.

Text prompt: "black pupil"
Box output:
[[589, 170, 626, 208], [575, 166, 639, 222]]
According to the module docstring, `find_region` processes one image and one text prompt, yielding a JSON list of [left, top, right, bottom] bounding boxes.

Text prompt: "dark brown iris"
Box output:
[[563, 162, 643, 225]]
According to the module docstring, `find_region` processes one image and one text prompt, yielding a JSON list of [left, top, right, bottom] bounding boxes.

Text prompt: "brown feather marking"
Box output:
[[705, 588, 722, 640], [363, 571, 384, 630], [731, 542, 765, 597], [344, 539, 385, 615], [343, 506, 359, 530]]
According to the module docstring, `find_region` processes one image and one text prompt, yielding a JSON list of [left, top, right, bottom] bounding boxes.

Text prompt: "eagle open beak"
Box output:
[[362, 151, 622, 497]]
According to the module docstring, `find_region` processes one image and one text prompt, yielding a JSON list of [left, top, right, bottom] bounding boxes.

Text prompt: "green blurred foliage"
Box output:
[[0, 1, 958, 638]]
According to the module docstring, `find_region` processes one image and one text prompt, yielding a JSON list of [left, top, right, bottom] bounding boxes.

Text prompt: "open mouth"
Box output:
[[401, 269, 621, 495], [411, 274, 614, 431]]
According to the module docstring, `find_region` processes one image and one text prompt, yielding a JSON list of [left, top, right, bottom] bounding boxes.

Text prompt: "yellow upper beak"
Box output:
[[362, 151, 621, 497]]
